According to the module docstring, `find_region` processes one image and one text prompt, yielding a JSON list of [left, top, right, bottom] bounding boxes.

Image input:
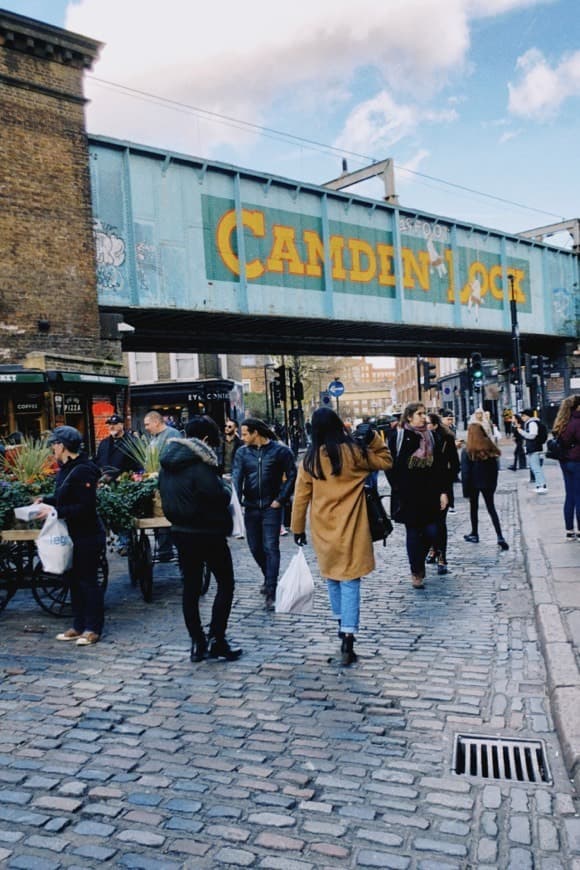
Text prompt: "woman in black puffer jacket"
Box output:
[[159, 415, 241, 663], [461, 423, 508, 551]]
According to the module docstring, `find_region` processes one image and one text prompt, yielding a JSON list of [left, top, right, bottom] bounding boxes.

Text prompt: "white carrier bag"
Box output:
[[276, 547, 315, 614], [35, 509, 73, 574]]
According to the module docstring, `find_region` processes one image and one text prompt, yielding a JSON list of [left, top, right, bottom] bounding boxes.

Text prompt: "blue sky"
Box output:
[[4, 0, 580, 245]]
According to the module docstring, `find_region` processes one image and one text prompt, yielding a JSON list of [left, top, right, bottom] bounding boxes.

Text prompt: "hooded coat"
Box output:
[[158, 437, 232, 537], [559, 409, 580, 462], [290, 433, 392, 581]]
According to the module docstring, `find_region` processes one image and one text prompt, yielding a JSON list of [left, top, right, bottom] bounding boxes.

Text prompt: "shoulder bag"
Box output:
[[365, 486, 393, 546]]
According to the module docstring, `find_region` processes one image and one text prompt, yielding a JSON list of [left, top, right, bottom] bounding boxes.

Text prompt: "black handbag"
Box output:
[[364, 486, 393, 546], [545, 436, 564, 461]]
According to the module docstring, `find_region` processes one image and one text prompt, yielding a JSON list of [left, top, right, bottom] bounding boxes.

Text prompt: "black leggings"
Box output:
[[172, 532, 235, 642], [469, 489, 503, 538]]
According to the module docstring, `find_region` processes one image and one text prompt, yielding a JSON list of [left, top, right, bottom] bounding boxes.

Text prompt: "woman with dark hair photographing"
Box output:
[[159, 415, 242, 663], [290, 407, 392, 666], [426, 411, 460, 574], [387, 402, 448, 589], [461, 422, 509, 551], [552, 394, 580, 541]]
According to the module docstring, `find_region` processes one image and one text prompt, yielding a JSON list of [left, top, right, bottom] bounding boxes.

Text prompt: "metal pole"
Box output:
[[508, 275, 523, 412], [416, 355, 423, 401], [263, 364, 270, 422], [280, 354, 289, 444]]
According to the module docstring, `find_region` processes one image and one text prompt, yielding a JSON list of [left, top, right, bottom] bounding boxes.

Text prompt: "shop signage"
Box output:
[[64, 395, 83, 414], [15, 398, 42, 413]]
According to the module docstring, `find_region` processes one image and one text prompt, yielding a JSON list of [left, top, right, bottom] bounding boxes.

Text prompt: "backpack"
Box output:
[[535, 420, 548, 446]]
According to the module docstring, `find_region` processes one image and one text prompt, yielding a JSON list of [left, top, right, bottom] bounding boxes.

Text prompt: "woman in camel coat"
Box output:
[[291, 407, 392, 665]]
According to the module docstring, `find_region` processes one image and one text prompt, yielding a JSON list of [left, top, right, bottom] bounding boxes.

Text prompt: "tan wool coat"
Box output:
[[291, 433, 392, 581]]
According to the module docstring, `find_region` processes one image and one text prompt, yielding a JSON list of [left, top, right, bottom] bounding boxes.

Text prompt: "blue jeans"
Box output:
[[326, 579, 360, 634], [528, 451, 546, 487], [244, 506, 282, 596], [560, 460, 580, 531]]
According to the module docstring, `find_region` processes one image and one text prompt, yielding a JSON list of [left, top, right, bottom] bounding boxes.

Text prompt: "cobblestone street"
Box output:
[[1, 475, 579, 869]]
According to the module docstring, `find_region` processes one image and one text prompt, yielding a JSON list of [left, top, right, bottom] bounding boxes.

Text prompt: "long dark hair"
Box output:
[[241, 417, 278, 441], [185, 415, 220, 447], [303, 408, 359, 479]]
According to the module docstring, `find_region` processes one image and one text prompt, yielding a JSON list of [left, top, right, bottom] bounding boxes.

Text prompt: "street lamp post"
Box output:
[[508, 274, 523, 412], [263, 363, 275, 421]]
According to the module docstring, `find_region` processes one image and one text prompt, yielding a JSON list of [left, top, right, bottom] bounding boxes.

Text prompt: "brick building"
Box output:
[[0, 10, 126, 446]]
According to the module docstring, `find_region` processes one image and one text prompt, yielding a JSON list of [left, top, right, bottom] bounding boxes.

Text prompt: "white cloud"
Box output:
[[508, 47, 580, 119], [64, 0, 549, 160], [498, 129, 520, 143]]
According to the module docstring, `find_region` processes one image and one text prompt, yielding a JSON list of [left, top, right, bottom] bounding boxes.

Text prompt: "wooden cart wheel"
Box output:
[[0, 543, 19, 613], [137, 532, 153, 603], [200, 561, 212, 596], [127, 528, 139, 587], [32, 549, 109, 617]]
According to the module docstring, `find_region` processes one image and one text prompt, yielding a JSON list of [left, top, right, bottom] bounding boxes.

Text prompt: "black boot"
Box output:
[[497, 538, 509, 551], [208, 637, 243, 661], [340, 634, 357, 667], [337, 620, 345, 639], [464, 533, 479, 543], [190, 633, 207, 663]]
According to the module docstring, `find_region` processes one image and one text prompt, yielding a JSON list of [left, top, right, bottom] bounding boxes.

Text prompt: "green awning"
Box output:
[[0, 372, 46, 384], [55, 372, 128, 386]]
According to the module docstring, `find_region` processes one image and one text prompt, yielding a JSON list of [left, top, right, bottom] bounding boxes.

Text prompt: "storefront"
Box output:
[[130, 378, 245, 433], [0, 366, 128, 452]]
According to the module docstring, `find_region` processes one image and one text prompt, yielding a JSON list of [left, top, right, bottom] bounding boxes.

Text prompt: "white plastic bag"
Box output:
[[35, 509, 73, 574], [14, 504, 43, 522], [229, 486, 245, 538], [276, 547, 314, 614]]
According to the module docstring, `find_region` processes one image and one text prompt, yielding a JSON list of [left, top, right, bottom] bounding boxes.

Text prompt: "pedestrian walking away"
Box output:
[[387, 402, 449, 589], [158, 415, 242, 663], [514, 408, 548, 493], [427, 411, 460, 574], [34, 426, 106, 646], [461, 422, 509, 550], [551, 394, 580, 540], [291, 407, 392, 665], [232, 417, 297, 611]]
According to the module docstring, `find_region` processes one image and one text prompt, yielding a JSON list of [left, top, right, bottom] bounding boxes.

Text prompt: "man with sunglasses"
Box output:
[[222, 420, 242, 476]]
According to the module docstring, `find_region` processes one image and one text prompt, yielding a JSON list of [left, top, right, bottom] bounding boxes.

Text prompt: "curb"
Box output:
[[517, 476, 580, 793]]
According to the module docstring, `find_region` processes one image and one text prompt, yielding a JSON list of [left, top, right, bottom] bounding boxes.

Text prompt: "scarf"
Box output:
[[404, 423, 434, 469]]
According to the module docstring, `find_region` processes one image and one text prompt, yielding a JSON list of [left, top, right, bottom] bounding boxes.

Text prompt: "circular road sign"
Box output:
[[328, 380, 345, 397]]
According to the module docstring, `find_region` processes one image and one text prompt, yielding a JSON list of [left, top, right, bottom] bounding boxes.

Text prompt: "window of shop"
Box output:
[[128, 353, 158, 383]]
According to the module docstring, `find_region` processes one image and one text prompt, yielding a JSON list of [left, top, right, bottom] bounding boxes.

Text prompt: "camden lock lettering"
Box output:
[[203, 195, 529, 311]]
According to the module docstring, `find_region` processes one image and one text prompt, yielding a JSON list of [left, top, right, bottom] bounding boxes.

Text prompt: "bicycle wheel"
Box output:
[[127, 529, 139, 586], [32, 549, 109, 617], [137, 533, 153, 603], [200, 562, 212, 596]]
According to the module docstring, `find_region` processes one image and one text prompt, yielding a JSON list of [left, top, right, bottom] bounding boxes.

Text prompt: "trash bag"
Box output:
[[229, 486, 245, 538], [275, 547, 314, 614], [35, 509, 73, 574]]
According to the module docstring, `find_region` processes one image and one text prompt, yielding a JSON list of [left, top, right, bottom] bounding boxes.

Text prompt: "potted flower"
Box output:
[[0, 437, 56, 532]]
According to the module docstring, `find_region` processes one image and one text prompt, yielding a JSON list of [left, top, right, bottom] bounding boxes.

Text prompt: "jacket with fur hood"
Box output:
[[158, 437, 233, 536]]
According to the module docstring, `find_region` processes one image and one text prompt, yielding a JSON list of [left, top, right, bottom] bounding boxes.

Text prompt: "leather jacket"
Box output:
[[232, 440, 296, 510]]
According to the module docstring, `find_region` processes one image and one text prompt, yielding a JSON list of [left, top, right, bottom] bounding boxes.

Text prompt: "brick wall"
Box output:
[[0, 11, 120, 368]]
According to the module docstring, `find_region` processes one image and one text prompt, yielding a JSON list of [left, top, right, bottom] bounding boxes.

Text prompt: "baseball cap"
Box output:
[[47, 426, 83, 452], [106, 414, 124, 425]]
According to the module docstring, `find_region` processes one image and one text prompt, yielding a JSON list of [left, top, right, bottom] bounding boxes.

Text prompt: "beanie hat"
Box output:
[[47, 426, 83, 452]]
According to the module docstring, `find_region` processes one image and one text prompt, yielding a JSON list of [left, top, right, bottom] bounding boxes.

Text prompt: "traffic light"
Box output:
[[272, 365, 286, 408], [470, 352, 484, 391], [509, 363, 520, 385], [524, 353, 538, 386], [293, 380, 304, 402], [422, 360, 437, 390]]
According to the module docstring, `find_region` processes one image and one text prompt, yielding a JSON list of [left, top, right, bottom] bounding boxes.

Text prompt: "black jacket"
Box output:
[[461, 451, 499, 496], [158, 437, 232, 536], [95, 432, 140, 480], [386, 427, 447, 526], [43, 455, 105, 540], [232, 440, 296, 510]]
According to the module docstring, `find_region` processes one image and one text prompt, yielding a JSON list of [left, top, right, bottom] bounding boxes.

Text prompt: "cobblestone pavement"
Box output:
[[1, 476, 579, 869]]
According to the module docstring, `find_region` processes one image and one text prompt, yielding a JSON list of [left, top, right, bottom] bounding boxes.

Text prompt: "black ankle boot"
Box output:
[[340, 634, 357, 667], [208, 637, 243, 661], [497, 538, 509, 551], [337, 620, 345, 639], [190, 634, 207, 663], [464, 533, 479, 543]]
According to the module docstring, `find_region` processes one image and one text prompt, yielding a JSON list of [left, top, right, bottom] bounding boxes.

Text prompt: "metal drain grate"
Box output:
[[452, 734, 552, 784]]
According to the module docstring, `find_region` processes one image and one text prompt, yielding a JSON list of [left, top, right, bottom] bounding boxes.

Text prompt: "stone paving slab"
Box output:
[[0, 475, 579, 868]]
